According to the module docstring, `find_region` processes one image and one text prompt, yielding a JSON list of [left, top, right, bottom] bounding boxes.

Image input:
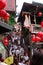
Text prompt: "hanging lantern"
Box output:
[[3, 13, 10, 21], [0, 0, 6, 10], [3, 37, 9, 46], [0, 10, 6, 17], [35, 36, 41, 42], [41, 36, 43, 42], [40, 32, 43, 42], [0, 11, 2, 17], [41, 21, 43, 27], [38, 12, 42, 17], [32, 35, 36, 42], [37, 31, 43, 38]]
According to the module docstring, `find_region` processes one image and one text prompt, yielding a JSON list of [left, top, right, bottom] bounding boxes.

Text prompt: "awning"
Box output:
[[0, 20, 13, 34]]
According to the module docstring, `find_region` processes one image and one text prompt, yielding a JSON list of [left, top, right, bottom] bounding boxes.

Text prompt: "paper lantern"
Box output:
[[3, 38, 9, 46], [35, 36, 41, 42], [0, 10, 6, 17], [40, 32, 43, 42], [4, 13, 10, 21], [38, 12, 42, 17], [41, 21, 43, 27], [41, 36, 43, 42], [0, 0, 6, 10], [37, 32, 43, 38], [32, 35, 36, 42], [0, 11, 2, 17]]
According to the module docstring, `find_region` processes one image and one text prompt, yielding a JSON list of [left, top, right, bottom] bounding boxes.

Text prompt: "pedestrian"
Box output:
[[30, 52, 43, 65]]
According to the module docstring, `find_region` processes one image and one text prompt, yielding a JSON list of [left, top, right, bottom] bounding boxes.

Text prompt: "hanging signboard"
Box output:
[[5, 0, 16, 11]]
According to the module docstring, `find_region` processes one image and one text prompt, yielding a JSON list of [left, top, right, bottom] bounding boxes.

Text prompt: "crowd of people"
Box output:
[[0, 47, 43, 65], [0, 25, 43, 65], [9, 40, 29, 65]]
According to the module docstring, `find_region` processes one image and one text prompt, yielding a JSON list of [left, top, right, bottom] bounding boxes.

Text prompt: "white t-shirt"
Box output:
[[19, 63, 26, 65]]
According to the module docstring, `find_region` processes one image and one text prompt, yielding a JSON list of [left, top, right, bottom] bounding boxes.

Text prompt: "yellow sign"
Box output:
[[4, 56, 13, 65]]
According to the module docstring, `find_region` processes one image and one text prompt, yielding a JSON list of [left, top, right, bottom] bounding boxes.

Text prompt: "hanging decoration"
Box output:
[[0, 0, 6, 10], [32, 34, 41, 42], [0, 10, 6, 17], [3, 13, 10, 21], [32, 35, 36, 42], [3, 37, 9, 46], [41, 35, 43, 42], [38, 12, 42, 17], [41, 21, 43, 28], [35, 36, 41, 42], [37, 31, 43, 38]]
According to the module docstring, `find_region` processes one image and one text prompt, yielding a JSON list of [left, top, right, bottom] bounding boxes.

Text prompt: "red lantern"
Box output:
[[32, 35, 36, 42], [38, 12, 42, 17], [0, 0, 6, 10], [41, 21, 43, 27], [3, 13, 10, 21], [41, 36, 43, 42], [0, 10, 6, 17], [0, 11, 2, 17], [35, 36, 41, 42], [40, 32, 43, 42], [3, 38, 9, 46], [37, 31, 43, 38]]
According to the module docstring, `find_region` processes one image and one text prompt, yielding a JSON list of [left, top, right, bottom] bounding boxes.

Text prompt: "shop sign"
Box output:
[[5, 0, 16, 11]]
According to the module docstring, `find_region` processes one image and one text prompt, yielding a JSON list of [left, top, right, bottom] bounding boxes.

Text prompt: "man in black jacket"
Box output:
[[30, 52, 43, 65]]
